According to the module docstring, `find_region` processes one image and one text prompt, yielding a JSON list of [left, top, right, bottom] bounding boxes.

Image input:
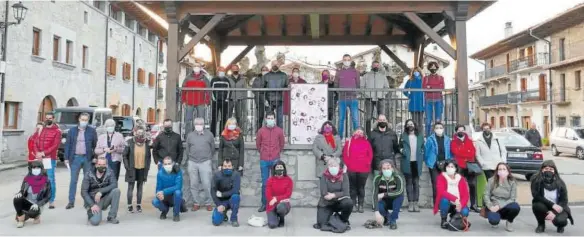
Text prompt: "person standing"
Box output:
[[95, 119, 125, 182], [369, 114, 400, 176], [186, 117, 216, 212], [265, 160, 293, 229], [400, 119, 425, 212], [525, 124, 542, 148], [451, 124, 479, 212], [264, 61, 289, 129], [342, 127, 373, 213], [182, 62, 211, 134], [122, 127, 152, 213], [423, 62, 445, 135], [361, 61, 389, 134], [403, 68, 425, 129], [27, 123, 43, 165], [152, 119, 183, 165], [424, 122, 452, 204], [209, 67, 232, 137], [13, 161, 51, 228], [256, 112, 285, 212], [312, 121, 343, 177], [81, 158, 121, 226], [252, 66, 269, 132], [229, 65, 248, 129], [283, 67, 307, 118], [475, 123, 507, 180], [65, 113, 97, 210], [152, 156, 183, 222], [218, 118, 245, 174], [211, 159, 242, 227], [32, 114, 61, 209], [336, 54, 361, 138]]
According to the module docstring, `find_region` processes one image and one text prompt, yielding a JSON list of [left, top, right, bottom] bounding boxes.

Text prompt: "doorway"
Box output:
[[522, 116, 531, 129], [490, 116, 496, 128]]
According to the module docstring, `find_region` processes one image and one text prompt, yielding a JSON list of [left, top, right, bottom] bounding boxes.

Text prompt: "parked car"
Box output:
[[550, 127, 584, 159], [493, 132, 543, 180], [113, 116, 135, 137], [495, 127, 528, 136]]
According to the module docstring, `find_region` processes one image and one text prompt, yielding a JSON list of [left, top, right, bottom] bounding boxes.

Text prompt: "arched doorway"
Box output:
[[109, 105, 119, 115], [37, 95, 56, 122], [147, 108, 155, 123], [66, 97, 78, 107], [135, 107, 142, 118], [121, 104, 131, 116], [156, 109, 161, 123]]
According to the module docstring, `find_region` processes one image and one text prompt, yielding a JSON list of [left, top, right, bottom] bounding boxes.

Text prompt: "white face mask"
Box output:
[[194, 125, 204, 132], [163, 164, 173, 173], [106, 127, 115, 133], [292, 72, 299, 78], [227, 124, 237, 130], [193, 67, 201, 74], [31, 168, 41, 176], [435, 128, 444, 136], [343, 61, 351, 67], [218, 72, 226, 77], [262, 71, 268, 75], [446, 167, 456, 176]]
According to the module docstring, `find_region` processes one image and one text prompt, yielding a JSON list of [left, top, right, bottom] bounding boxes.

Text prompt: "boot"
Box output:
[[352, 205, 358, 213], [278, 216, 285, 227], [358, 204, 364, 213], [16, 215, 25, 228], [407, 202, 414, 212], [440, 217, 448, 229], [413, 202, 420, 212]]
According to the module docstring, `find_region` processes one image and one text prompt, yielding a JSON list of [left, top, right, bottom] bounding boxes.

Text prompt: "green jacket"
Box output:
[[372, 171, 405, 209]]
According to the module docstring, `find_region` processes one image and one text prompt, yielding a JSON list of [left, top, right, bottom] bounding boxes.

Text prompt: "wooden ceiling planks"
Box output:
[[350, 14, 369, 36], [327, 14, 347, 36], [286, 15, 304, 36]]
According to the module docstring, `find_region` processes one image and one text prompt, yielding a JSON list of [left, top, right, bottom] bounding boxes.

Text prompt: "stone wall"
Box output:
[[182, 144, 435, 208]]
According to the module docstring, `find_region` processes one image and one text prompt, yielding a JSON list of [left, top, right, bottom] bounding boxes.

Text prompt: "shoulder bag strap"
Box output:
[[495, 139, 502, 158]]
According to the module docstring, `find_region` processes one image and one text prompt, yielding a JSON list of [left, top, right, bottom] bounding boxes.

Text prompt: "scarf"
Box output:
[[221, 127, 241, 141], [542, 171, 559, 191], [483, 133, 492, 148], [24, 174, 47, 194], [323, 168, 344, 183], [324, 133, 336, 149]]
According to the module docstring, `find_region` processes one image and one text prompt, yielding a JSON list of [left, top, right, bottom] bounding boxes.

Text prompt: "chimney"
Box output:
[[504, 22, 513, 38]]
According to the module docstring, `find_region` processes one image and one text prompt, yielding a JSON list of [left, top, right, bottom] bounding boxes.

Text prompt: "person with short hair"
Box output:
[[32, 114, 60, 209], [210, 66, 232, 137], [182, 62, 211, 134], [266, 160, 293, 229], [336, 54, 360, 138], [531, 160, 574, 233], [484, 162, 520, 232], [95, 119, 125, 182], [423, 61, 445, 135], [313, 157, 353, 231], [122, 126, 152, 213], [361, 61, 389, 133], [211, 159, 241, 227], [263, 61, 289, 128], [152, 156, 183, 222], [252, 66, 269, 131], [369, 115, 400, 176], [433, 160, 470, 229], [424, 121, 452, 204], [81, 158, 121, 226], [475, 122, 507, 180], [65, 112, 97, 210], [525, 123, 542, 148], [256, 112, 285, 212], [372, 159, 405, 230], [152, 119, 183, 165], [13, 161, 51, 228], [283, 67, 307, 118], [186, 117, 216, 212], [321, 69, 337, 121], [228, 64, 249, 130]]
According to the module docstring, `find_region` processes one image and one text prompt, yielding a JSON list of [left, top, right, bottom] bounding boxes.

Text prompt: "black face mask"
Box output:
[[271, 66, 279, 71], [377, 122, 387, 129], [372, 67, 379, 72], [483, 131, 491, 137], [164, 127, 173, 133], [232, 71, 239, 76], [274, 170, 284, 176], [457, 132, 465, 138], [407, 126, 415, 131], [45, 120, 53, 126], [429, 69, 437, 74], [96, 166, 107, 173], [542, 171, 555, 183]]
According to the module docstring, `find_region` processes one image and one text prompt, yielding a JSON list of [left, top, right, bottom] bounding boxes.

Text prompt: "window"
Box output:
[[32, 28, 41, 56], [82, 45, 88, 69], [137, 24, 146, 37], [84, 11, 88, 24], [148, 73, 155, 88], [109, 28, 112, 37], [576, 70, 582, 90], [489, 60, 494, 68], [507, 83, 511, 92], [559, 38, 566, 61], [122, 63, 131, 80], [110, 7, 121, 21], [93, 1, 105, 11], [53, 35, 61, 61], [121, 104, 131, 116], [158, 41, 163, 53], [124, 17, 134, 30], [65, 40, 73, 64], [106, 56, 117, 76], [4, 102, 19, 129], [557, 116, 567, 126], [571, 116, 581, 127], [137, 68, 145, 84], [148, 32, 156, 43], [490, 88, 495, 96]]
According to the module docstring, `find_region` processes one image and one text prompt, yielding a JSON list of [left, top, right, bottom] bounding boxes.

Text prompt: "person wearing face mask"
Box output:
[[152, 119, 183, 165], [81, 157, 121, 226], [228, 64, 249, 130], [313, 121, 343, 177], [263, 61, 289, 128], [252, 66, 270, 131], [372, 159, 405, 230], [433, 160, 470, 229], [403, 68, 425, 129], [361, 61, 389, 134], [186, 117, 216, 212], [321, 69, 338, 121], [65, 112, 97, 210], [483, 163, 520, 232], [218, 118, 245, 173], [314, 157, 353, 232], [256, 112, 285, 212], [13, 161, 51, 228], [450, 124, 479, 212], [94, 119, 125, 182], [32, 114, 60, 210], [475, 123, 507, 180], [181, 62, 211, 134], [369, 115, 400, 210], [27, 122, 44, 165], [424, 122, 452, 205], [153, 156, 184, 222], [265, 160, 293, 229], [335, 54, 361, 138], [122, 127, 152, 213], [211, 159, 242, 227], [422, 61, 445, 135], [283, 67, 307, 118], [399, 119, 425, 212], [342, 127, 373, 213], [531, 160, 573, 233], [210, 67, 232, 136]]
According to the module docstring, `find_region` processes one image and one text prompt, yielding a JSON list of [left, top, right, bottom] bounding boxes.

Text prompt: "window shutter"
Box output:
[[112, 58, 117, 76], [106, 57, 111, 75]]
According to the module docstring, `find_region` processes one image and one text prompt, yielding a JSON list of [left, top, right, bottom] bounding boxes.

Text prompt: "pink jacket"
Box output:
[[342, 137, 373, 173], [94, 132, 125, 162]]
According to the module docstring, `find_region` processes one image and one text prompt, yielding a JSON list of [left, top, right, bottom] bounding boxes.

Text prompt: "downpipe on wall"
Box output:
[[103, 4, 110, 107], [132, 34, 136, 110]]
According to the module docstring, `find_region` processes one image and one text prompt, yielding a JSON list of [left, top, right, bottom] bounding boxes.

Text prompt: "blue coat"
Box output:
[[64, 126, 98, 162], [403, 76, 424, 112], [424, 134, 452, 169], [155, 164, 183, 195], [399, 132, 425, 175]]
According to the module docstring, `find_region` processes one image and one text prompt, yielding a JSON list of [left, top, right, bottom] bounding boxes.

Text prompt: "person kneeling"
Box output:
[[373, 159, 405, 230], [531, 160, 574, 233], [13, 161, 51, 228], [314, 157, 353, 233], [433, 160, 470, 229], [152, 156, 183, 222], [483, 162, 520, 232], [82, 157, 121, 226], [266, 160, 293, 228], [211, 160, 241, 227]]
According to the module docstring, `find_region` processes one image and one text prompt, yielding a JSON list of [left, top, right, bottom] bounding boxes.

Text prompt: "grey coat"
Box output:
[[360, 70, 389, 100], [318, 173, 350, 207], [484, 177, 517, 209], [312, 134, 343, 177], [229, 75, 248, 100]]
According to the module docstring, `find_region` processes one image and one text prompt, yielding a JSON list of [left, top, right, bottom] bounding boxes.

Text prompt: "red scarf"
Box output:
[[221, 127, 241, 141], [323, 168, 344, 182], [324, 133, 336, 149], [24, 175, 47, 194]]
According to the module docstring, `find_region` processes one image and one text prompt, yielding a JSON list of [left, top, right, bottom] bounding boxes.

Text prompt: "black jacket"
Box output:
[[81, 168, 118, 207], [531, 162, 574, 225], [525, 129, 542, 147], [263, 71, 288, 102], [368, 128, 400, 170], [218, 135, 245, 169], [123, 139, 152, 183], [152, 131, 183, 164], [210, 76, 232, 101], [18, 176, 51, 206], [252, 75, 266, 102], [211, 171, 241, 204]]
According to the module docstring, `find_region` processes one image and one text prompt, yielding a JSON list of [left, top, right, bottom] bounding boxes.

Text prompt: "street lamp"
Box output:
[[0, 1, 28, 29]]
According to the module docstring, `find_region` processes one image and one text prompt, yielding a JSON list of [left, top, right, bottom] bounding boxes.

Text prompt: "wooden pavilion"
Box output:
[[115, 0, 496, 125]]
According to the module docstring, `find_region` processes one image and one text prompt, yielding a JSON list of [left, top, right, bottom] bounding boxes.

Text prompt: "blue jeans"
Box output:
[[152, 190, 183, 217], [338, 99, 359, 137], [377, 195, 405, 223], [487, 202, 521, 225], [439, 198, 469, 217], [260, 159, 279, 205], [425, 100, 444, 135], [46, 159, 57, 203], [212, 194, 241, 225], [269, 100, 284, 128], [68, 155, 91, 203]]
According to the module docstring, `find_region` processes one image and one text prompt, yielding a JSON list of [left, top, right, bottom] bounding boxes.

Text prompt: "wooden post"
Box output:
[[455, 20, 469, 125], [166, 23, 179, 121], [379, 45, 412, 75]]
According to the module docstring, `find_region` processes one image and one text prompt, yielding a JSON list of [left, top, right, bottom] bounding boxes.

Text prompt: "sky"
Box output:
[[145, 0, 584, 81]]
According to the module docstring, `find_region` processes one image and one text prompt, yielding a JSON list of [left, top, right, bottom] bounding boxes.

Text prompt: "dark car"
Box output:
[[113, 116, 135, 137], [494, 132, 543, 180]]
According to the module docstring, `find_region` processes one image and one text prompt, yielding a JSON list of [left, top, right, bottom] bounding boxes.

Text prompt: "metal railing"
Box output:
[[551, 88, 570, 103], [484, 64, 508, 79], [508, 53, 549, 72], [481, 89, 547, 106], [553, 38, 584, 63], [479, 93, 509, 106]]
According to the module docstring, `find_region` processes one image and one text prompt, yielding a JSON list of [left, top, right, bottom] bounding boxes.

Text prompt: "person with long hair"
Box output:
[[424, 122, 452, 204], [95, 119, 125, 182], [433, 160, 470, 229], [13, 161, 51, 228], [531, 160, 573, 233], [483, 162, 520, 231], [265, 160, 293, 229], [321, 69, 337, 121], [403, 67, 424, 129], [314, 157, 353, 231], [342, 127, 373, 213], [122, 126, 152, 213], [218, 118, 245, 174], [475, 122, 507, 180], [313, 121, 342, 177], [399, 119, 425, 212], [451, 124, 479, 212], [372, 159, 405, 230], [27, 122, 44, 165]]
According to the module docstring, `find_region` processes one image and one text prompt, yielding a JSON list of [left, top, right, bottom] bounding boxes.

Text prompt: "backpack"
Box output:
[[447, 213, 471, 231], [320, 213, 349, 233]]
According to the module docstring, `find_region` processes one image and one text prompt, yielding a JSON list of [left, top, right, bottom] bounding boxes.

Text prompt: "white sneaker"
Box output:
[[491, 224, 498, 228], [505, 221, 514, 232]]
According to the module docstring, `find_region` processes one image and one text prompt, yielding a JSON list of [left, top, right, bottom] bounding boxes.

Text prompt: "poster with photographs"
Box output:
[[290, 84, 328, 145]]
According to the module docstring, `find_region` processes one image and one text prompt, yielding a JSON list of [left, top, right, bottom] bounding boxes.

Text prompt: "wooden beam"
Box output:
[[226, 35, 409, 46], [281, 15, 287, 36], [365, 15, 374, 36], [179, 14, 225, 61], [324, 14, 330, 36], [240, 19, 248, 36], [227, 45, 255, 69], [302, 15, 309, 35], [376, 14, 410, 36], [259, 15, 266, 36], [223, 15, 256, 34], [344, 15, 351, 35], [163, 1, 178, 24], [379, 45, 412, 75], [309, 14, 320, 39], [404, 12, 456, 59], [166, 23, 179, 120], [455, 20, 469, 125]]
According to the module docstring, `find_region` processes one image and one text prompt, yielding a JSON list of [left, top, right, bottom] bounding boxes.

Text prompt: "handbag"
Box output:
[[447, 213, 471, 231], [479, 208, 487, 218], [466, 161, 482, 174]]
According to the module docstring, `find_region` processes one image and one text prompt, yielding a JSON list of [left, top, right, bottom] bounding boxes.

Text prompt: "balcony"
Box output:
[[484, 64, 508, 80], [508, 53, 549, 73], [479, 93, 509, 107], [520, 89, 546, 103], [551, 88, 570, 106]]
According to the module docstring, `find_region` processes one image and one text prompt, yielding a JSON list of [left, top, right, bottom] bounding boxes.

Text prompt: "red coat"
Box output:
[[433, 173, 469, 215], [283, 77, 306, 116], [450, 135, 476, 169], [33, 125, 61, 160], [27, 132, 39, 162], [265, 175, 293, 212], [422, 74, 444, 101], [342, 137, 373, 173], [181, 74, 210, 106]]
